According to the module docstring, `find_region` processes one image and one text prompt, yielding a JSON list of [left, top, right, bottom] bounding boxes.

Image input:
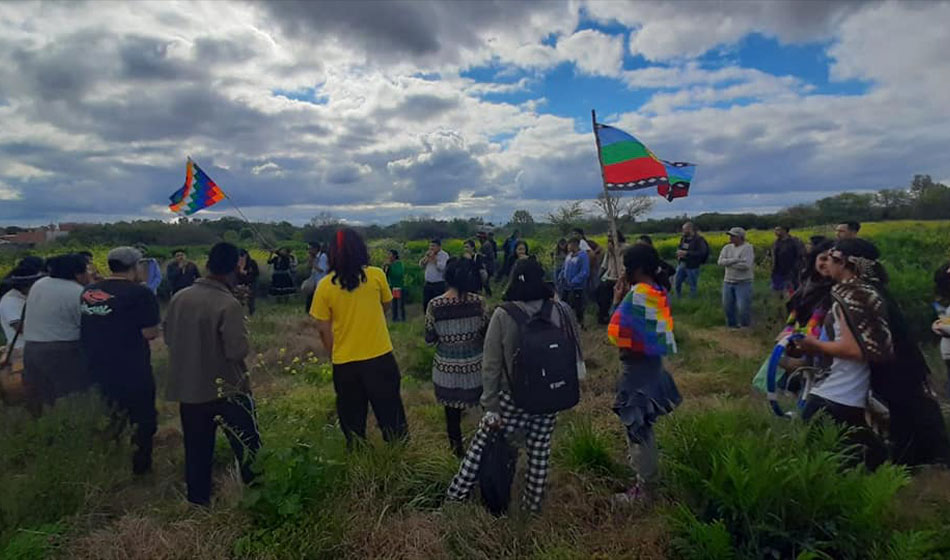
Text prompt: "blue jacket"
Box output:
[[559, 251, 589, 290]]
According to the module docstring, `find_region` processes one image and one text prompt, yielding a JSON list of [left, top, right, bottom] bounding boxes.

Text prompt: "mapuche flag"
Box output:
[[594, 123, 696, 201], [169, 158, 225, 215]]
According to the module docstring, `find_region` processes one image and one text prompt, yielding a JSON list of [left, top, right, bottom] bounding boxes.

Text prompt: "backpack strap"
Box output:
[[501, 302, 531, 326]]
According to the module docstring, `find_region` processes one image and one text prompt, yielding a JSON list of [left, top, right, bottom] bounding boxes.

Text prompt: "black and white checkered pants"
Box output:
[[446, 392, 557, 512]]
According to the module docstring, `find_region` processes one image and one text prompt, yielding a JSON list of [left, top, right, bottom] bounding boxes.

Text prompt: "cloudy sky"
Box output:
[[1, 1, 948, 226]]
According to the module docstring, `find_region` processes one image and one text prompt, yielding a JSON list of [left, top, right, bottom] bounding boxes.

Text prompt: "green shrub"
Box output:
[[670, 505, 736, 560], [659, 404, 911, 559], [242, 435, 347, 525], [0, 393, 130, 545], [554, 419, 629, 481], [0, 523, 64, 560]]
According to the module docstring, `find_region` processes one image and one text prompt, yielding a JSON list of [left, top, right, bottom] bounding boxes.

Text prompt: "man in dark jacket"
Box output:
[[164, 242, 260, 505], [771, 226, 806, 294], [166, 250, 200, 294], [674, 221, 709, 297]]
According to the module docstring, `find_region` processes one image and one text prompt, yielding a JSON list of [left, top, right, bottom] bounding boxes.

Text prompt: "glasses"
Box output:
[[830, 253, 845, 264]]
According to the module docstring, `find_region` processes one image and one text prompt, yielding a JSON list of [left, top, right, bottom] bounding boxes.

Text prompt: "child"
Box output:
[[607, 244, 680, 502], [386, 249, 405, 322]]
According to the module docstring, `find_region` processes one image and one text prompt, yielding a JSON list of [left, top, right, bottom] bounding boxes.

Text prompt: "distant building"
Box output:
[[0, 223, 74, 247]]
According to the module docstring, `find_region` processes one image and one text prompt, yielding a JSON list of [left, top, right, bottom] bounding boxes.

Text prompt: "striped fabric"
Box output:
[[425, 293, 490, 407], [607, 283, 676, 356]]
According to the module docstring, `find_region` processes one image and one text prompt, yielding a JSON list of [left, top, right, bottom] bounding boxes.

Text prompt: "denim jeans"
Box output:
[[674, 264, 700, 297], [722, 280, 752, 327]]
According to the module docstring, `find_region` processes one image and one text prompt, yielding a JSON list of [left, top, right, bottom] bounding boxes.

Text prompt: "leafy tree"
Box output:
[[510, 210, 535, 225], [547, 202, 586, 234]]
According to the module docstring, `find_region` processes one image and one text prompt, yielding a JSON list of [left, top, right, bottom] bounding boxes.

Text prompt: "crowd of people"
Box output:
[[1, 218, 949, 515]]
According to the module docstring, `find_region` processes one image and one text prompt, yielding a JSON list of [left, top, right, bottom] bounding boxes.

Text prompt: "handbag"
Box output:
[[0, 305, 27, 405], [478, 429, 517, 516]]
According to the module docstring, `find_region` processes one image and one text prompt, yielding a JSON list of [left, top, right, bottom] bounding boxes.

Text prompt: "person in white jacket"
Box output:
[[718, 227, 755, 328]]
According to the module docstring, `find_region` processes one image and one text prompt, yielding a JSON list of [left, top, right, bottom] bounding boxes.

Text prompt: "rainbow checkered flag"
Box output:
[[169, 158, 226, 215]]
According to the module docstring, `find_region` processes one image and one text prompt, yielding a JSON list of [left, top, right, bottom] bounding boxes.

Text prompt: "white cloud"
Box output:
[[587, 0, 863, 61], [251, 162, 283, 176], [0, 0, 947, 226], [555, 29, 625, 76]]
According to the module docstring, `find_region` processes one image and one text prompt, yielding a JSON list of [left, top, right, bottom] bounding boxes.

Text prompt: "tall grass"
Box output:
[[0, 393, 131, 546], [659, 403, 913, 559]]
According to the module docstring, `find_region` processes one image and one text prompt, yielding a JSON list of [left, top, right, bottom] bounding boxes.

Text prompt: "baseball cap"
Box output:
[[727, 227, 746, 238], [107, 246, 144, 267]]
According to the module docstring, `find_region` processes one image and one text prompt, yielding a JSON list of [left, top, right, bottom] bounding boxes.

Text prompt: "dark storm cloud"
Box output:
[[387, 132, 485, 205], [258, 0, 566, 65], [375, 94, 460, 123]]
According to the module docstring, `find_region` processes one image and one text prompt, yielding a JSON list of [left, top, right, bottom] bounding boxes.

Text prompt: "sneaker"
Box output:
[[612, 483, 648, 505]]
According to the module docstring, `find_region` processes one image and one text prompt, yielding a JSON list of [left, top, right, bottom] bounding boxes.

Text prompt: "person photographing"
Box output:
[[420, 239, 449, 313]]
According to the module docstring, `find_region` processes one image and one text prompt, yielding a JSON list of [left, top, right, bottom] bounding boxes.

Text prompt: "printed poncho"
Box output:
[[607, 283, 676, 356]]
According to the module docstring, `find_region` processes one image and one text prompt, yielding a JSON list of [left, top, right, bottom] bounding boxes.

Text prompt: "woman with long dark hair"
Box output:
[[268, 247, 296, 302], [798, 238, 950, 467], [309, 229, 408, 445], [607, 244, 680, 502], [446, 258, 583, 513], [425, 258, 489, 457]]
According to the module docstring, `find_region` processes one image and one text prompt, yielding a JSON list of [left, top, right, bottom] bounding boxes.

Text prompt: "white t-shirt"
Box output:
[[23, 277, 84, 343], [937, 303, 950, 360], [423, 250, 449, 283], [0, 289, 26, 350], [579, 239, 592, 253], [811, 307, 870, 408]]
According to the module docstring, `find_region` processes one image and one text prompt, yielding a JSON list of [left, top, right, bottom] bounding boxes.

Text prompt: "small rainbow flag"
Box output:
[[169, 158, 226, 215], [594, 122, 696, 201]]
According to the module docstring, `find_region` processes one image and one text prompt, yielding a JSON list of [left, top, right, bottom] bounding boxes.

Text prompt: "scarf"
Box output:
[[607, 283, 676, 357], [831, 277, 894, 364]]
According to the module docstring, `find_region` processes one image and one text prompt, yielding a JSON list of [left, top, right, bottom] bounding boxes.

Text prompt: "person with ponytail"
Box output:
[[310, 229, 408, 446], [607, 244, 680, 502]]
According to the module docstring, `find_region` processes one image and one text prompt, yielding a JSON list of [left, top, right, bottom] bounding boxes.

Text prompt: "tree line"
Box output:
[[23, 174, 948, 248]]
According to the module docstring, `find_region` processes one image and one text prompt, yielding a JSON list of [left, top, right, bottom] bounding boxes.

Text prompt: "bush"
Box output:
[[0, 523, 64, 560], [0, 393, 131, 546], [659, 404, 911, 559], [554, 419, 629, 481]]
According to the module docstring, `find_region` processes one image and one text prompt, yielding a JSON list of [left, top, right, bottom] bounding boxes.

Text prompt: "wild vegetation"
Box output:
[[1, 221, 949, 559]]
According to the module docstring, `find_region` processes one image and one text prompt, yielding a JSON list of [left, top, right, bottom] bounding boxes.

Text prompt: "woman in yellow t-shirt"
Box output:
[[310, 228, 409, 446]]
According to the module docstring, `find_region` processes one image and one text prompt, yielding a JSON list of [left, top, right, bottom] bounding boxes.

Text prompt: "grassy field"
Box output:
[[2, 221, 950, 559]]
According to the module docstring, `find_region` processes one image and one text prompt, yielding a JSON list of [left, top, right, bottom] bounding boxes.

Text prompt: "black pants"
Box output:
[[391, 295, 405, 322], [566, 289, 586, 327], [445, 406, 463, 456], [802, 395, 886, 470], [332, 352, 409, 446], [247, 296, 256, 316], [100, 378, 157, 474], [179, 394, 261, 505], [423, 282, 446, 314], [596, 280, 616, 324]]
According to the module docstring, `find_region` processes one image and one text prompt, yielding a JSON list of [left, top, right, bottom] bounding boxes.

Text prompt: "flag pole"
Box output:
[[221, 192, 276, 250], [592, 109, 622, 284], [185, 155, 275, 250]]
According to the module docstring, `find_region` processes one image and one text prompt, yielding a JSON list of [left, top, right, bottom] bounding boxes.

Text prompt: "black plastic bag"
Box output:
[[478, 430, 517, 516]]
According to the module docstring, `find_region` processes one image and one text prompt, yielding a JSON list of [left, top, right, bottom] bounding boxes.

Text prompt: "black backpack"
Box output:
[[501, 301, 580, 414]]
